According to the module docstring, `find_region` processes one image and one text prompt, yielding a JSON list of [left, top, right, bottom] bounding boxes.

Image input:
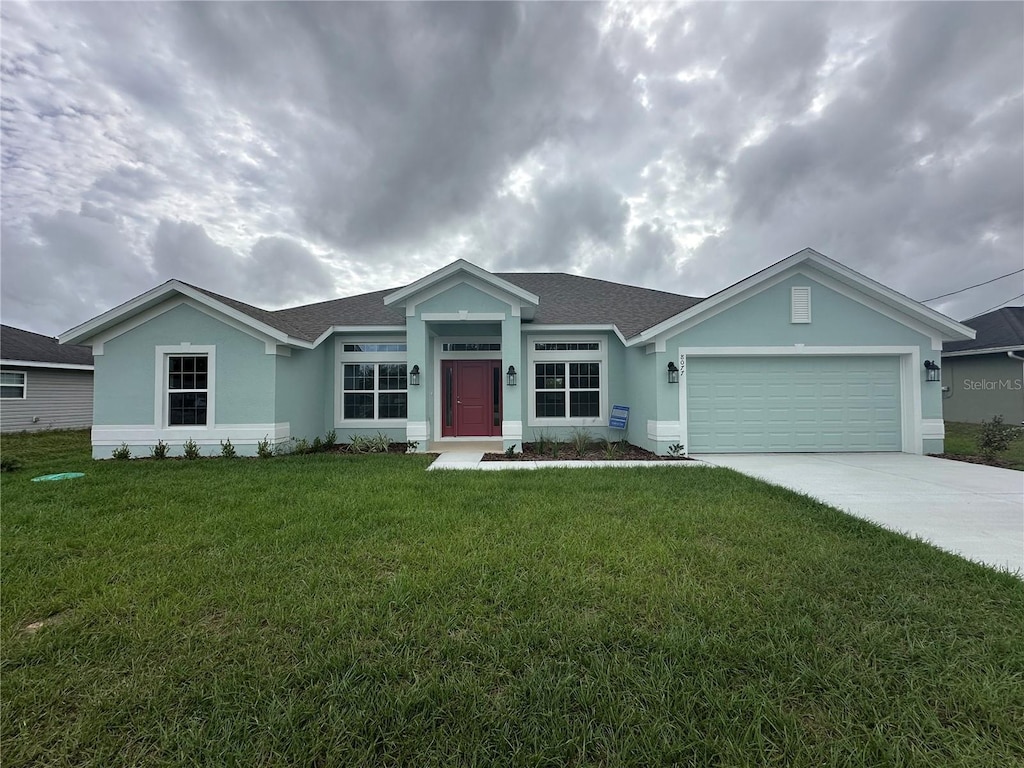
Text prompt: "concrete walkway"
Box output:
[[697, 453, 1024, 574]]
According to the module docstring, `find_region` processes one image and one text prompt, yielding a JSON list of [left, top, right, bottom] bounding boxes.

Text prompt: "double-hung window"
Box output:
[[167, 355, 208, 425], [1, 371, 26, 399], [342, 363, 408, 419], [528, 338, 606, 425], [339, 341, 408, 422]]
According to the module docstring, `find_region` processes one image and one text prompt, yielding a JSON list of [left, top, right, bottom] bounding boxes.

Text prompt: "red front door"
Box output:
[[441, 360, 501, 437]]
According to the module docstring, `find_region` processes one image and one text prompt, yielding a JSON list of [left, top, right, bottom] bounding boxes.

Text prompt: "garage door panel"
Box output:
[[687, 356, 902, 453]]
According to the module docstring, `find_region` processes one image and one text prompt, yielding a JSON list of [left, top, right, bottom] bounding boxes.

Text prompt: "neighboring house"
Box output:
[[60, 248, 974, 459], [1, 324, 95, 433], [941, 307, 1024, 425]]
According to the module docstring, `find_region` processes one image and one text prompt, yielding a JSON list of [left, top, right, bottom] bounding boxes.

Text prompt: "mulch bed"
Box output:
[[927, 453, 1019, 470], [482, 442, 693, 462], [331, 443, 414, 455]]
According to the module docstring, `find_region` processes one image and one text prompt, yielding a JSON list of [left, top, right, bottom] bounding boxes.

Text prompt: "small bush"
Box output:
[[182, 439, 201, 460], [534, 430, 552, 455], [311, 436, 323, 454], [1, 455, 24, 472], [257, 436, 273, 459], [978, 415, 1018, 459], [602, 439, 620, 460], [504, 443, 517, 458], [570, 428, 593, 457], [292, 438, 311, 455], [112, 443, 132, 460], [550, 441, 561, 459], [220, 438, 237, 458], [348, 432, 392, 454], [150, 440, 170, 460], [323, 429, 337, 449], [667, 443, 686, 459], [371, 432, 392, 453], [406, 440, 419, 454]]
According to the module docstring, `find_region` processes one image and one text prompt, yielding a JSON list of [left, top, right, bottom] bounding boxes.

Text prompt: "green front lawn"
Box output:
[[943, 421, 1024, 470], [3, 430, 1023, 766]]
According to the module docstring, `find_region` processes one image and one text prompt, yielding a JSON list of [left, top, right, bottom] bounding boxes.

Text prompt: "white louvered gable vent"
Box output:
[[791, 286, 811, 323]]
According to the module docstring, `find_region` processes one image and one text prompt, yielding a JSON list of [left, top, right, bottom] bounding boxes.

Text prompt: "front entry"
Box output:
[[441, 360, 502, 437]]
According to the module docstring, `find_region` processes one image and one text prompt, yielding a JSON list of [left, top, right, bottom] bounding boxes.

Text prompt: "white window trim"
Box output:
[[1, 370, 27, 399], [527, 336, 608, 427], [335, 338, 408, 428], [154, 344, 216, 429]]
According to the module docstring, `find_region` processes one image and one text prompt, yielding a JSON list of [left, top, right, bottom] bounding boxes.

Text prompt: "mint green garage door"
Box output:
[[687, 356, 902, 452]]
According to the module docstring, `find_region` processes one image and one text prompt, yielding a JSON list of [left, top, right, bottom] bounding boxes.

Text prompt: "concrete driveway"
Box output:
[[696, 453, 1024, 574]]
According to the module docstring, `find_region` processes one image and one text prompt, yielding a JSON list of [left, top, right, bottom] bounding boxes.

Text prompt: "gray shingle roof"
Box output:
[[2, 324, 94, 366], [944, 307, 1024, 354], [185, 273, 703, 344]]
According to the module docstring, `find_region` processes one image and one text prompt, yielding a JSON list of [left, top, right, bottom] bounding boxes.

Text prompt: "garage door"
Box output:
[[687, 356, 902, 452]]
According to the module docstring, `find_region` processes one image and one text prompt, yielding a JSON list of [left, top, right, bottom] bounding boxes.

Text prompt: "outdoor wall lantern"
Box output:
[[506, 365, 518, 387], [409, 365, 421, 386], [667, 361, 679, 384], [924, 360, 941, 382]]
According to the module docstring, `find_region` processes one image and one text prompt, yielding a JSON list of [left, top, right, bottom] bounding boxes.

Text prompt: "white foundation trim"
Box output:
[[647, 420, 681, 441], [406, 421, 430, 441], [921, 419, 945, 440], [502, 420, 523, 440], [93, 423, 290, 445]]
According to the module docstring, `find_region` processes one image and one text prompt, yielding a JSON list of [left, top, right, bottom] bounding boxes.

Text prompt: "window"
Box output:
[[1, 371, 26, 399], [442, 342, 501, 351], [343, 363, 407, 419], [535, 362, 600, 418], [168, 355, 208, 425], [343, 343, 407, 353], [534, 342, 600, 351]]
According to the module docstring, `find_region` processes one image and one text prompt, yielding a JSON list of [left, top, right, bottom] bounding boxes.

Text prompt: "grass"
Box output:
[[3, 430, 1023, 767], [942, 421, 1024, 470]]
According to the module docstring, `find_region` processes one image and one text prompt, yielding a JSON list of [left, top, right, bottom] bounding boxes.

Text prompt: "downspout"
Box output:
[[1008, 350, 1024, 362]]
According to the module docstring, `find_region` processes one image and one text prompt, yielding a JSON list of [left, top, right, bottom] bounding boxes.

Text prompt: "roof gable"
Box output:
[[634, 248, 975, 347], [383, 259, 540, 316]]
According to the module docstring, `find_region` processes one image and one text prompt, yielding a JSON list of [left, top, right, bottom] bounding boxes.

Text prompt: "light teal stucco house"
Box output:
[[60, 248, 974, 459]]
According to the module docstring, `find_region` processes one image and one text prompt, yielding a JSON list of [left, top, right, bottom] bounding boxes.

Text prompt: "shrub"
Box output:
[[667, 443, 686, 459], [182, 439, 201, 460], [570, 428, 593, 457], [550, 440, 561, 459], [978, 415, 1018, 459], [256, 436, 273, 459], [371, 432, 392, 453], [112, 443, 132, 460], [292, 438, 311, 455], [220, 438, 237, 458], [406, 440, 419, 454], [348, 432, 393, 454], [602, 438, 620, 460], [534, 430, 552, 455], [1, 455, 24, 472], [504, 443, 517, 458], [150, 440, 170, 460], [323, 429, 337, 449], [348, 435, 371, 454]]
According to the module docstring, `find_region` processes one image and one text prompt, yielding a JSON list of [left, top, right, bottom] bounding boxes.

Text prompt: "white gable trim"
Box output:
[[60, 281, 313, 351], [83, 296, 287, 356], [630, 248, 974, 347], [383, 259, 539, 309], [942, 345, 1024, 358]]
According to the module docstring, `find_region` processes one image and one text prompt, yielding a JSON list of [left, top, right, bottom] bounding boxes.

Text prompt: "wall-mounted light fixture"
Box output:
[[409, 365, 421, 386], [506, 365, 517, 387], [924, 360, 940, 382], [667, 361, 679, 384]]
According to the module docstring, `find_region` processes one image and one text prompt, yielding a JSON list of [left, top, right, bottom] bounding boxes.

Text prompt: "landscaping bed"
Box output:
[[483, 441, 692, 461]]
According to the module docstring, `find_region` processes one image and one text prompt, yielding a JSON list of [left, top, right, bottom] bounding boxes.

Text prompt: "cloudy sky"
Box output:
[[2, 1, 1022, 336]]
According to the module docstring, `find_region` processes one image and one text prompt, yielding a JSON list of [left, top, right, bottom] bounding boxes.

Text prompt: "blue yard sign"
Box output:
[[609, 404, 630, 430]]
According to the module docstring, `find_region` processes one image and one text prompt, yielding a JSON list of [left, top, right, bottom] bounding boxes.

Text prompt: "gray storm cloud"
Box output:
[[1, 1, 1021, 335]]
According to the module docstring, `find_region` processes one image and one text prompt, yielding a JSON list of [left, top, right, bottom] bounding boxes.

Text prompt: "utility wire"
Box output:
[[922, 268, 1024, 302], [967, 292, 1024, 320]]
